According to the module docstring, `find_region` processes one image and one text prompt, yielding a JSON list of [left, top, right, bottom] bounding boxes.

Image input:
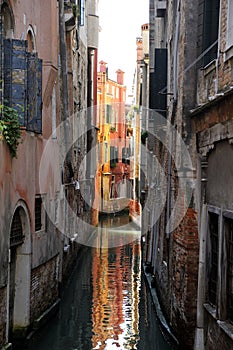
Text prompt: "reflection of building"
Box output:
[[97, 62, 131, 214], [91, 230, 141, 349]]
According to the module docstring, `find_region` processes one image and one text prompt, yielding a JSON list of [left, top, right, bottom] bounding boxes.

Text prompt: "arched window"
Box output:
[[27, 26, 36, 52], [1, 2, 14, 39]]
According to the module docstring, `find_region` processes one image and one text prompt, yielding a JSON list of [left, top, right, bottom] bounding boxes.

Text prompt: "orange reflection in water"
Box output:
[[91, 232, 141, 350]]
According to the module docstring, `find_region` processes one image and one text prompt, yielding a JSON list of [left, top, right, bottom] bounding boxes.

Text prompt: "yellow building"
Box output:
[[97, 61, 129, 215]]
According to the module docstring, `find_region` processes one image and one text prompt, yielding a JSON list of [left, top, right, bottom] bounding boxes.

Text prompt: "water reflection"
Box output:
[[92, 241, 141, 349], [24, 219, 171, 350], [88, 215, 141, 248]]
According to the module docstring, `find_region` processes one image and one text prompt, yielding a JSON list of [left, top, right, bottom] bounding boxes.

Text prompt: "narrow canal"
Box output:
[[24, 217, 172, 350]]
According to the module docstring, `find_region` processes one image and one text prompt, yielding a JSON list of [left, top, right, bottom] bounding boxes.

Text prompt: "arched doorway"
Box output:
[[8, 201, 31, 339]]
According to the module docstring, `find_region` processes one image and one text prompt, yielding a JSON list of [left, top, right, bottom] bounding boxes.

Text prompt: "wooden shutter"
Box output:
[[27, 53, 42, 133], [3, 39, 27, 125]]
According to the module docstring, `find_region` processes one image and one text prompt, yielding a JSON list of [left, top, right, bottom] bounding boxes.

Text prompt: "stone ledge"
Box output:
[[143, 264, 179, 349], [0, 344, 12, 350], [204, 303, 233, 341], [32, 298, 61, 331]]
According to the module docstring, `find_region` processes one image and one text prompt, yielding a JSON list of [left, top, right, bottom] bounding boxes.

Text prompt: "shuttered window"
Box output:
[[35, 196, 42, 232], [4, 39, 27, 125], [27, 53, 42, 133], [3, 39, 42, 133], [201, 0, 220, 66]]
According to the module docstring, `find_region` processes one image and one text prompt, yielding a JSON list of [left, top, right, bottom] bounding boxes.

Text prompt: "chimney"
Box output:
[[136, 37, 143, 62], [141, 23, 149, 57], [99, 60, 107, 72], [116, 69, 124, 85]]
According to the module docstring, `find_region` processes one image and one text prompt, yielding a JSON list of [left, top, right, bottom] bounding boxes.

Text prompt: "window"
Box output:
[[110, 146, 118, 167], [35, 196, 44, 232], [104, 142, 108, 163], [78, 0, 85, 26], [208, 212, 219, 306], [27, 27, 35, 53], [1, 3, 14, 39], [3, 39, 42, 133], [10, 208, 24, 247], [106, 104, 112, 124], [227, 0, 233, 49], [226, 218, 233, 322], [201, 0, 220, 66]]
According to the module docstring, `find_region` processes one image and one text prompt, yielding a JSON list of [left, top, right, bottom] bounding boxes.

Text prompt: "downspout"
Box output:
[[58, 0, 71, 167], [194, 204, 207, 350], [214, 0, 222, 95], [194, 156, 208, 350]]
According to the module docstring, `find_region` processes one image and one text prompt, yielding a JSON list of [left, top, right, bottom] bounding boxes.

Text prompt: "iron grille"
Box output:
[[10, 208, 24, 247]]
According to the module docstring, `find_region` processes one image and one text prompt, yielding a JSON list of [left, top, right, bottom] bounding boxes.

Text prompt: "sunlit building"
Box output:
[[96, 61, 131, 215]]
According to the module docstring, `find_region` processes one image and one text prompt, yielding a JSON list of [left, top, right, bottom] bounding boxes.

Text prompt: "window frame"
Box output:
[[207, 208, 220, 307], [35, 195, 45, 233]]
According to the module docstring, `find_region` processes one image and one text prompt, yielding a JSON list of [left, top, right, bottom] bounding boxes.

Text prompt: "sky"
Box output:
[[98, 0, 149, 102]]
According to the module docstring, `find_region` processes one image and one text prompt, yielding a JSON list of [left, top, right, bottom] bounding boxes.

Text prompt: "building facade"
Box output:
[[0, 0, 98, 348], [96, 62, 130, 215], [142, 0, 233, 349]]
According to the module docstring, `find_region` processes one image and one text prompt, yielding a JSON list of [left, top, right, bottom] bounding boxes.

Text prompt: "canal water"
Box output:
[[25, 218, 171, 350]]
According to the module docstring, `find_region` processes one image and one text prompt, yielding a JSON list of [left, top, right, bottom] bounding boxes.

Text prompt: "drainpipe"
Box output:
[[194, 156, 208, 350], [194, 204, 207, 350], [58, 0, 71, 164], [214, 0, 222, 95]]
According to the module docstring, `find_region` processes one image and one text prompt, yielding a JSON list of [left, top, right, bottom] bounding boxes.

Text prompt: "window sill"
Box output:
[[201, 60, 217, 76], [204, 303, 233, 341], [204, 303, 216, 318], [224, 45, 233, 62], [217, 320, 233, 341]]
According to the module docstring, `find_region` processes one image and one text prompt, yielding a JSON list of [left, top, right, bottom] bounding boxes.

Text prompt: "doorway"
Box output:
[[8, 202, 31, 339]]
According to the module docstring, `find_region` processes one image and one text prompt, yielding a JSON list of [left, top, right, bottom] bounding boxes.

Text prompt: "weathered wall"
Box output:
[[0, 287, 7, 348], [30, 255, 59, 322]]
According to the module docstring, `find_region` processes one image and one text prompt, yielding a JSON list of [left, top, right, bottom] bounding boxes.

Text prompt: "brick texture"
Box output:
[[30, 255, 59, 322]]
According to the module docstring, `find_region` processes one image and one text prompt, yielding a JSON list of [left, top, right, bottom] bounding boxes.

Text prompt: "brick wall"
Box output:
[[171, 208, 199, 349], [30, 255, 59, 322], [0, 287, 7, 348], [154, 208, 199, 349]]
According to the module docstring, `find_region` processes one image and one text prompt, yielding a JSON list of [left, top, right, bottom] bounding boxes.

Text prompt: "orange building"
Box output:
[[96, 61, 131, 215]]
